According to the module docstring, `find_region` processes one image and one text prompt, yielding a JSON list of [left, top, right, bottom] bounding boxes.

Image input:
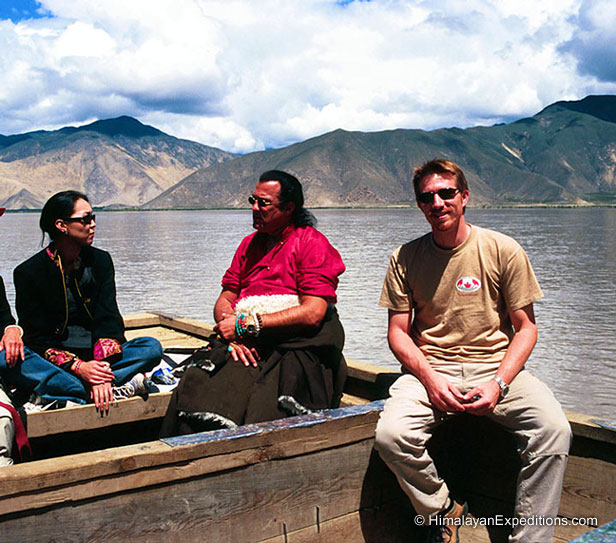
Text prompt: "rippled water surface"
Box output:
[[1, 208, 614, 419]]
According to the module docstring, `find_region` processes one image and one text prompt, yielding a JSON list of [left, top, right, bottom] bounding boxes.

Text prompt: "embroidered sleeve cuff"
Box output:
[[45, 348, 83, 371], [93, 338, 123, 361]]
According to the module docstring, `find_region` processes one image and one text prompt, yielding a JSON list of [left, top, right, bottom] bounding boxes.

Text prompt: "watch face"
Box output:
[[246, 324, 256, 336]]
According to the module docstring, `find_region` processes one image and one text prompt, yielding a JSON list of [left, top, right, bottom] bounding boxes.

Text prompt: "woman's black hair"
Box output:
[[258, 170, 317, 227], [40, 190, 90, 244]]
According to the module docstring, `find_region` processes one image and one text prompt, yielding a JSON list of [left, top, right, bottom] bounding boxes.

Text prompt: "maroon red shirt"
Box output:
[[222, 225, 345, 303]]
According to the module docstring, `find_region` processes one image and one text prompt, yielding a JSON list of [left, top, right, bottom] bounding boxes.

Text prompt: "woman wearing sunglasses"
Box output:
[[12, 190, 162, 412]]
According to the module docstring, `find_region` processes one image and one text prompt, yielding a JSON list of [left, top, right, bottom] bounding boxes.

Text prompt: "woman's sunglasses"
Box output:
[[65, 213, 96, 225], [417, 188, 460, 204]]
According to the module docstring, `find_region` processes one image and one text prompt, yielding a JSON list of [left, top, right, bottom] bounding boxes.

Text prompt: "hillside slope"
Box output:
[[0, 116, 235, 208], [146, 95, 616, 208]]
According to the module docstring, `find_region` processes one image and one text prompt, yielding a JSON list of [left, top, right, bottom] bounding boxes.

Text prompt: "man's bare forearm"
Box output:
[[259, 295, 327, 333], [214, 289, 237, 323]]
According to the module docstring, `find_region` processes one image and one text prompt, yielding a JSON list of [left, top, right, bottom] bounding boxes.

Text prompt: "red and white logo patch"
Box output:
[[456, 276, 481, 293]]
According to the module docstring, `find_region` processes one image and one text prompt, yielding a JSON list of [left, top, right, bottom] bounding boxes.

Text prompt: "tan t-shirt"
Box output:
[[379, 225, 543, 364]]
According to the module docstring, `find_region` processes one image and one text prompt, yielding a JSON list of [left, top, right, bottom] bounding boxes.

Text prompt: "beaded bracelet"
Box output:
[[235, 312, 261, 338], [73, 360, 83, 374], [235, 313, 248, 337]]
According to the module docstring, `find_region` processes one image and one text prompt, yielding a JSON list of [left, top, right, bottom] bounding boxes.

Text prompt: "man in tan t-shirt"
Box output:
[[375, 159, 571, 543]]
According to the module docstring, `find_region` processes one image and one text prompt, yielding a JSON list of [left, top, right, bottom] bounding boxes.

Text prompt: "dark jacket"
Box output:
[[13, 246, 126, 357], [0, 277, 16, 331]]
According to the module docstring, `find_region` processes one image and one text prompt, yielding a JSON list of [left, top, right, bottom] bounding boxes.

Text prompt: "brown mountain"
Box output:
[[146, 95, 616, 209], [0, 116, 235, 209]]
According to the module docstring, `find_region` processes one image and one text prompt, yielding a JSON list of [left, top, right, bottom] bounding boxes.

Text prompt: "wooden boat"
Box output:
[[1, 312, 614, 543]]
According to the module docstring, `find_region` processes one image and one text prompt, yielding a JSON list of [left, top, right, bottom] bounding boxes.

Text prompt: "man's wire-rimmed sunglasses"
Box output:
[[417, 188, 460, 204], [248, 195, 274, 208], [65, 213, 96, 225]]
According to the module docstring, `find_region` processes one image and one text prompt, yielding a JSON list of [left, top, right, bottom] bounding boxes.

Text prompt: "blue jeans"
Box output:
[[0, 337, 162, 405]]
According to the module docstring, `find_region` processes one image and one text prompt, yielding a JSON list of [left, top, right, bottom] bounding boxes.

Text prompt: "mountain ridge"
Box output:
[[147, 95, 616, 209], [0, 117, 236, 208], [1, 95, 615, 209]]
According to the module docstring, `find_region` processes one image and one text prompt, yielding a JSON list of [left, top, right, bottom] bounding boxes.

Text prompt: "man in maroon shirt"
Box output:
[[161, 171, 347, 436]]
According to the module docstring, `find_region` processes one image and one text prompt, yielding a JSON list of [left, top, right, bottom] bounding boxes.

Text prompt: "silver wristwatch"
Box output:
[[494, 376, 509, 399]]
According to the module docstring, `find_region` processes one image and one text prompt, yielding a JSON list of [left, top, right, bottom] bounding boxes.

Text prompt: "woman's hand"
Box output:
[[77, 360, 115, 385], [90, 382, 113, 413], [0, 327, 25, 367]]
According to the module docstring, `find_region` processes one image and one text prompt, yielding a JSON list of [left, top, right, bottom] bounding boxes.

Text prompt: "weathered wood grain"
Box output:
[[26, 393, 172, 438], [1, 405, 382, 515], [1, 438, 379, 543]]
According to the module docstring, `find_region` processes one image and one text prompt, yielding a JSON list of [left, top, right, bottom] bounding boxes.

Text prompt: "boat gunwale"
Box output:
[[0, 401, 383, 515], [0, 313, 614, 542], [3, 313, 614, 504], [22, 311, 616, 445]]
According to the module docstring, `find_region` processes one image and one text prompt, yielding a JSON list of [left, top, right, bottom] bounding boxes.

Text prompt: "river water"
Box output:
[[1, 207, 614, 419]]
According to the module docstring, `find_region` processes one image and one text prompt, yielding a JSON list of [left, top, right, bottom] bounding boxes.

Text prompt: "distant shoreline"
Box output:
[[4, 203, 616, 213]]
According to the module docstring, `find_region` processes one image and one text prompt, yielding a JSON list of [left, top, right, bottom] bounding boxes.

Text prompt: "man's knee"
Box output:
[[527, 409, 572, 457], [375, 410, 428, 461], [545, 410, 573, 453], [375, 413, 399, 455]]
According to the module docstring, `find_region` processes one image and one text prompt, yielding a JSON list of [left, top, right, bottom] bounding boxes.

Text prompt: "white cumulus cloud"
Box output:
[[0, 0, 614, 153]]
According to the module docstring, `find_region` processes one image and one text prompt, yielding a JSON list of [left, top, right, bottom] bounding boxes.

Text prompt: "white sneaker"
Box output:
[[22, 401, 45, 414], [23, 398, 58, 413], [112, 373, 149, 401]]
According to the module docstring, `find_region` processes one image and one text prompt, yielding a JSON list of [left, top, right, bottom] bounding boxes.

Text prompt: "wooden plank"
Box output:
[[340, 393, 369, 407], [260, 510, 427, 543], [26, 393, 172, 438], [125, 324, 208, 348], [259, 510, 367, 543], [1, 437, 382, 543], [157, 313, 216, 338], [0, 403, 383, 513], [346, 359, 389, 383], [122, 312, 161, 328], [566, 411, 616, 445], [559, 455, 616, 526]]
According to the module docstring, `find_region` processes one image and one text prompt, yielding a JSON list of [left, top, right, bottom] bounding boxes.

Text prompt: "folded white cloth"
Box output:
[[234, 294, 300, 316]]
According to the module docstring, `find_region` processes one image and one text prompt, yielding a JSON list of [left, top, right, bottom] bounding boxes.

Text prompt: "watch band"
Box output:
[[494, 376, 509, 398]]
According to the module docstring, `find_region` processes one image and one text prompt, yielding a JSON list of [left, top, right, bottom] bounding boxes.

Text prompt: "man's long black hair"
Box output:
[[259, 170, 317, 227]]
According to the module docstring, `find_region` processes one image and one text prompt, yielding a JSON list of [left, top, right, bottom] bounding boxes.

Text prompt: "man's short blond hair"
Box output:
[[412, 159, 469, 201]]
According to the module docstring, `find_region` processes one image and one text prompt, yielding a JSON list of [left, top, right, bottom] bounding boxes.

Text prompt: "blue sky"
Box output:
[[0, 0, 615, 153], [0, 0, 47, 22]]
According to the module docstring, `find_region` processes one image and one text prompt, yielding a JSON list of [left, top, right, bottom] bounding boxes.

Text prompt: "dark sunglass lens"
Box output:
[[248, 196, 256, 205], [438, 189, 458, 200], [418, 193, 433, 204]]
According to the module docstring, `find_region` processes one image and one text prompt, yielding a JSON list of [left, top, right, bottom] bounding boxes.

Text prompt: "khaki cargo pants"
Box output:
[[374, 362, 572, 543]]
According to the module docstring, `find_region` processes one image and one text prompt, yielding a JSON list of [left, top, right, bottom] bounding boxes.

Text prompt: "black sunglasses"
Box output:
[[417, 188, 460, 204], [248, 195, 275, 208], [65, 213, 96, 225]]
